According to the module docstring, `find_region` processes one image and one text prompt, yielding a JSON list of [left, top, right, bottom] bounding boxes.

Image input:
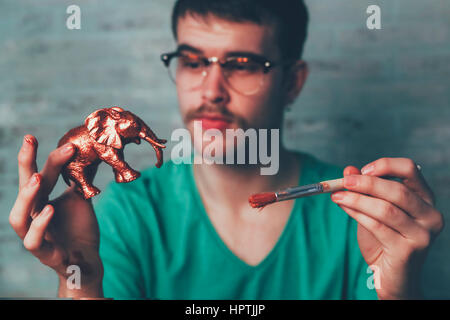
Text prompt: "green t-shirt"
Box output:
[[93, 151, 378, 300]]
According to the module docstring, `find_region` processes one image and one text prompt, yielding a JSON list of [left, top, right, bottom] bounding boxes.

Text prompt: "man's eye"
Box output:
[[226, 59, 260, 73], [180, 58, 202, 69], [178, 53, 206, 69]]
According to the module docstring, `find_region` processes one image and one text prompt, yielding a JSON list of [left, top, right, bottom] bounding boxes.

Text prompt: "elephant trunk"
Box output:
[[138, 121, 167, 168], [138, 121, 167, 149]]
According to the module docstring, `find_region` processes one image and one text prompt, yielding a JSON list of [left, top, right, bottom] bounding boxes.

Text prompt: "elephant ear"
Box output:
[[85, 108, 123, 149]]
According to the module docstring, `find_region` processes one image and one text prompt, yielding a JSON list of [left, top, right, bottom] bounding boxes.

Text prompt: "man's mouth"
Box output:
[[193, 113, 233, 130]]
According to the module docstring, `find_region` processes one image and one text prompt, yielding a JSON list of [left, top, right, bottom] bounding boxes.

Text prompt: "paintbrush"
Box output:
[[248, 178, 344, 209]]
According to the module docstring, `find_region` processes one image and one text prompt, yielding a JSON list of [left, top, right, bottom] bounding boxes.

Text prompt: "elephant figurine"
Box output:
[[57, 106, 167, 199]]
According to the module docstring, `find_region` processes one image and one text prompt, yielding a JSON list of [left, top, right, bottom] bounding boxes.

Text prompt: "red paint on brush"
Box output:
[[248, 192, 277, 209], [321, 182, 330, 191]]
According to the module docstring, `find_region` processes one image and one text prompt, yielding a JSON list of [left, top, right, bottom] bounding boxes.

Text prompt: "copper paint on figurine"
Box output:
[[57, 107, 166, 199]]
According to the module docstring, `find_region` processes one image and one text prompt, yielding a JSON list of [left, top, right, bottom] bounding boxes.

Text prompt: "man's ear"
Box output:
[[282, 60, 309, 107]]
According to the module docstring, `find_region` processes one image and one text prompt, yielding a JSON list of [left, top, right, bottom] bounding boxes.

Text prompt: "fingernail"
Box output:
[[331, 192, 345, 201], [62, 143, 74, 154], [23, 135, 34, 148], [344, 175, 358, 187], [29, 173, 40, 187], [42, 205, 52, 217], [361, 164, 374, 175]]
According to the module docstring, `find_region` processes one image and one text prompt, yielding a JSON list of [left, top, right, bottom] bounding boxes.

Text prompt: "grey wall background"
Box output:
[[0, 0, 449, 298]]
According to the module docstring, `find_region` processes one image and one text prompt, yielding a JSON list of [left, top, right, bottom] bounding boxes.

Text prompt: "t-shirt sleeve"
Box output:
[[93, 182, 145, 299], [346, 217, 379, 300]]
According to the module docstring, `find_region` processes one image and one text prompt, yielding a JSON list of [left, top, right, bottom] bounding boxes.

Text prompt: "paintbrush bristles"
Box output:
[[248, 192, 277, 209]]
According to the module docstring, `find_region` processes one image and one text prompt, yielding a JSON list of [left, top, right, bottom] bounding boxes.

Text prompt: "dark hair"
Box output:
[[171, 0, 309, 60]]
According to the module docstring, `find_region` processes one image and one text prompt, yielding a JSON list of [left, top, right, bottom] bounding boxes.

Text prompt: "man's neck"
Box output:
[[193, 148, 301, 214]]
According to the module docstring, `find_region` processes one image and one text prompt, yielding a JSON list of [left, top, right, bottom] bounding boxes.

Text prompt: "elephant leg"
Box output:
[[66, 164, 100, 199], [99, 149, 140, 183], [113, 168, 125, 183]]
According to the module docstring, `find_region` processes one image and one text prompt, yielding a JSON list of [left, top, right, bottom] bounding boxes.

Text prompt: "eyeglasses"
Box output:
[[161, 50, 280, 96]]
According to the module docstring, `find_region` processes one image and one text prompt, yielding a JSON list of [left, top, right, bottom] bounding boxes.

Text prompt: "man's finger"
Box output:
[[23, 204, 55, 257], [344, 165, 361, 176], [39, 143, 75, 196], [342, 175, 430, 220], [9, 173, 42, 239], [360, 157, 434, 206], [337, 204, 401, 249], [18, 135, 38, 191], [331, 191, 426, 240]]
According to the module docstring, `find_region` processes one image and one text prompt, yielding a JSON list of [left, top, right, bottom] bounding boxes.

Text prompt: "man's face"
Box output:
[[174, 14, 290, 157]]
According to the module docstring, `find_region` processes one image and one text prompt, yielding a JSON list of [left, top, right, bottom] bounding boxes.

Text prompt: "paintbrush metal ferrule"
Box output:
[[273, 178, 344, 203], [275, 183, 323, 202]]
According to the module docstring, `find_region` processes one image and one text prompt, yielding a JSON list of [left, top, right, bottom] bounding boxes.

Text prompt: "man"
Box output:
[[9, 0, 444, 299]]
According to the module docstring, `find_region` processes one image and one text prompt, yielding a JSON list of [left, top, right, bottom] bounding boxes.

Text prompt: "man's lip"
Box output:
[[193, 114, 233, 122]]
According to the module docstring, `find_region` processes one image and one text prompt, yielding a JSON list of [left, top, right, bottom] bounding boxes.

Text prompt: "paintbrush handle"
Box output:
[[320, 178, 345, 192]]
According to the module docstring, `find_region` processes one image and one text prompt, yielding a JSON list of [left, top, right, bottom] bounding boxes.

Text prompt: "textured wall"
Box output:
[[0, 0, 449, 298]]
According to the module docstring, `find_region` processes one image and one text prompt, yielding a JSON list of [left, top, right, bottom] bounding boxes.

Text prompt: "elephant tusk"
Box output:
[[143, 136, 166, 149]]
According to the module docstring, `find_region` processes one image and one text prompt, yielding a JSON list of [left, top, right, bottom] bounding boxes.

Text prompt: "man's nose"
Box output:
[[201, 64, 229, 104]]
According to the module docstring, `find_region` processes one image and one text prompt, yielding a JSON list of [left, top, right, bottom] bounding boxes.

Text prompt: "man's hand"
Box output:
[[330, 157, 444, 299], [9, 135, 104, 298]]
